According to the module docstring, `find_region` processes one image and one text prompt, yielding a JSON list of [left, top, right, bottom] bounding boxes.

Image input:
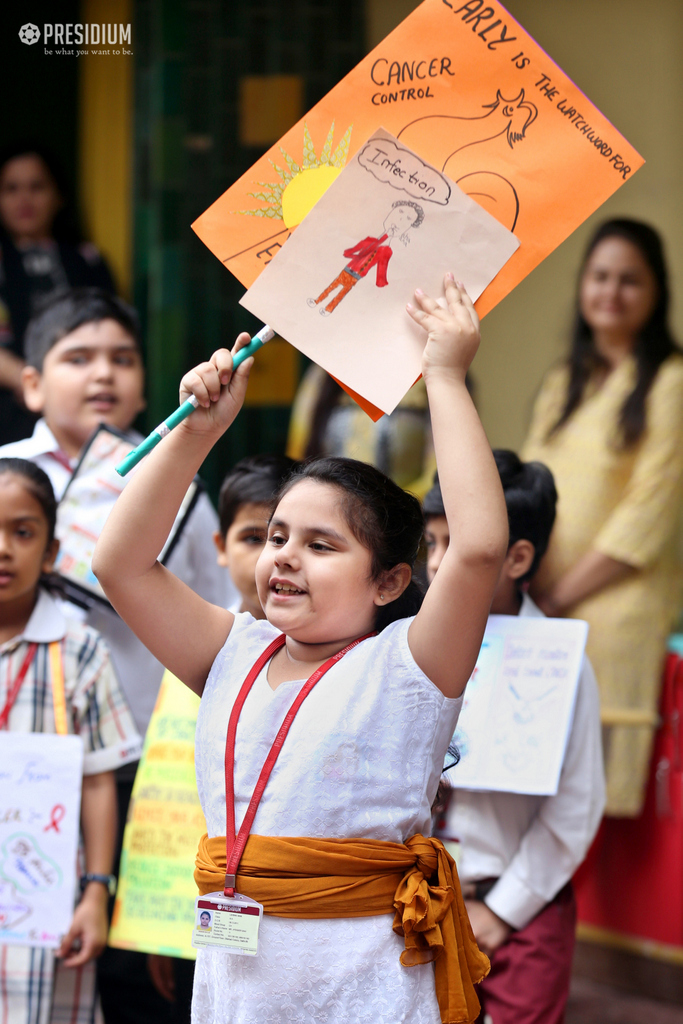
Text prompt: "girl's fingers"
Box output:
[[230, 333, 255, 381], [196, 363, 223, 403], [232, 331, 252, 354], [211, 348, 234, 387], [181, 364, 220, 407], [180, 333, 253, 407], [413, 288, 443, 316], [180, 372, 210, 408], [406, 302, 428, 325], [456, 286, 480, 329], [444, 275, 465, 305]]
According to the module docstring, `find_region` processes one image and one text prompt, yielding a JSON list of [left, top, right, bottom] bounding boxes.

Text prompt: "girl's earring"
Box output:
[[379, 594, 384, 601]]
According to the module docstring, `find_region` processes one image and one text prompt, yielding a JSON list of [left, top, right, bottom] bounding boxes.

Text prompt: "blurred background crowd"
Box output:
[[3, 0, 683, 1021]]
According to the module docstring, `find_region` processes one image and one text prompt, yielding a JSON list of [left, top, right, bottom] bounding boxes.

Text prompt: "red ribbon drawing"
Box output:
[[44, 804, 66, 833]]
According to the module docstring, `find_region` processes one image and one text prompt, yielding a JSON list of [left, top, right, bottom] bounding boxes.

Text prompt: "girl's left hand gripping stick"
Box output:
[[115, 326, 275, 477]]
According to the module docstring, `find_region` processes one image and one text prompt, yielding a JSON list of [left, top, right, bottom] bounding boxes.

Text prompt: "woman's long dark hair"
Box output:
[[275, 456, 425, 630], [550, 219, 680, 447]]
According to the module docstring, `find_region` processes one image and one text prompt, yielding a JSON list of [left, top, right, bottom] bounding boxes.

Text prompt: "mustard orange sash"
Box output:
[[195, 832, 488, 1024]]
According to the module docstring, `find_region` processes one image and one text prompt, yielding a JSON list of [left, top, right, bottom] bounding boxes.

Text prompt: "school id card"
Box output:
[[192, 892, 263, 956]]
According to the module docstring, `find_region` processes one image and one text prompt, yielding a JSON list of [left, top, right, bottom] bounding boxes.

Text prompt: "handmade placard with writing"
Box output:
[[446, 615, 588, 795], [193, 0, 643, 324], [0, 733, 83, 948], [241, 128, 519, 414], [109, 673, 204, 958]]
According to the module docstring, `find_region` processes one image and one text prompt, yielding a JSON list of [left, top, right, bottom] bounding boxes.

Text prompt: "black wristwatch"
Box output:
[[80, 873, 117, 896]]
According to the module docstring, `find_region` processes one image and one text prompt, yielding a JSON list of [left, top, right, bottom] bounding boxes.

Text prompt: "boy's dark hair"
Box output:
[[422, 473, 445, 519], [218, 454, 298, 536], [24, 287, 142, 371], [423, 451, 557, 584], [0, 457, 57, 545], [277, 456, 425, 631]]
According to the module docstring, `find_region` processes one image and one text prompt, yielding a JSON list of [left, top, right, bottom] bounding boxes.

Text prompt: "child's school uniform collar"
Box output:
[[0, 589, 67, 653], [16, 419, 74, 464]]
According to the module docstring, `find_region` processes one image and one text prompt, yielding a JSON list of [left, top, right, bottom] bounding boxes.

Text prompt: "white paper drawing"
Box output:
[[0, 733, 83, 948], [240, 127, 519, 416], [446, 616, 588, 796]]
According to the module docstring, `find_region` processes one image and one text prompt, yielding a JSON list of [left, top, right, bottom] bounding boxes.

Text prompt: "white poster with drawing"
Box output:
[[240, 127, 519, 416], [0, 733, 83, 948], [446, 615, 588, 796], [55, 425, 198, 607]]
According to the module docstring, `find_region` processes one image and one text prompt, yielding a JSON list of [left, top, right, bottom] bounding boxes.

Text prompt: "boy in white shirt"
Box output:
[[0, 287, 233, 1024], [0, 288, 234, 731], [426, 451, 605, 1024]]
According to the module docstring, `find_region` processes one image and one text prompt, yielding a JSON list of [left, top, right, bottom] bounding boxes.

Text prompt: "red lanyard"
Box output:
[[0, 643, 38, 730], [223, 631, 375, 896]]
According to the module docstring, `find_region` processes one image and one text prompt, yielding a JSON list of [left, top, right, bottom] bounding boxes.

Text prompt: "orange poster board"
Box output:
[[192, 0, 643, 326]]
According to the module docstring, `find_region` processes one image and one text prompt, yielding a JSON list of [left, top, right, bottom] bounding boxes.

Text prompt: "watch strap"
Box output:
[[80, 872, 117, 896]]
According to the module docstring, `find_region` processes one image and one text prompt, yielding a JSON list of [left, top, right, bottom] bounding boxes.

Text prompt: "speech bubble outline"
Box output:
[[358, 136, 451, 206]]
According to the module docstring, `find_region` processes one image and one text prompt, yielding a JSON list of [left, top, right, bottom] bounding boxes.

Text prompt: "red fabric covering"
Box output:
[[575, 652, 683, 948], [475, 884, 576, 1024]]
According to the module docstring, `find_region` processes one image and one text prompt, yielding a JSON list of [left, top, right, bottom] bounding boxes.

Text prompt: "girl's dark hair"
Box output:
[[493, 450, 557, 583], [551, 218, 680, 447], [0, 143, 81, 244], [0, 458, 57, 545], [424, 452, 557, 584], [276, 456, 425, 630]]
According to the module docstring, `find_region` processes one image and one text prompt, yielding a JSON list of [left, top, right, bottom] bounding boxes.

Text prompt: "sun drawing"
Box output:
[[240, 121, 353, 229]]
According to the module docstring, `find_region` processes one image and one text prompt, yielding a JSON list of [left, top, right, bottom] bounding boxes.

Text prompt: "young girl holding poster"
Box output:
[[92, 276, 508, 1024], [0, 458, 141, 1024]]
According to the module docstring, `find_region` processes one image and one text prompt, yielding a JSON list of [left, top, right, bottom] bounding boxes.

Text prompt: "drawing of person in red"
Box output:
[[307, 200, 425, 316]]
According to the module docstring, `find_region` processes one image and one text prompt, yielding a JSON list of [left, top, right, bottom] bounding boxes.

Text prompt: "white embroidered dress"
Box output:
[[193, 613, 463, 1024]]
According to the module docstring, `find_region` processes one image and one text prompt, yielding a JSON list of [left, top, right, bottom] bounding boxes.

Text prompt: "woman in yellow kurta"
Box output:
[[523, 219, 683, 817]]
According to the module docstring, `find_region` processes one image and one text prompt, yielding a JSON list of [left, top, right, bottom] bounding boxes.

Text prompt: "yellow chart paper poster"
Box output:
[[109, 673, 204, 959], [193, 0, 643, 323]]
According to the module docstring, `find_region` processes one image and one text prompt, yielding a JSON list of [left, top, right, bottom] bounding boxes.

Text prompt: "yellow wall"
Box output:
[[78, 0, 133, 296], [366, 0, 683, 450]]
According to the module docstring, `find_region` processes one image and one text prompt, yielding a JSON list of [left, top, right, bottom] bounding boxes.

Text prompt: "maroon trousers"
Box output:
[[476, 883, 576, 1024]]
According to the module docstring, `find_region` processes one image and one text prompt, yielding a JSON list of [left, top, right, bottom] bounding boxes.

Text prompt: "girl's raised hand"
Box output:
[[177, 333, 254, 437], [407, 274, 480, 382]]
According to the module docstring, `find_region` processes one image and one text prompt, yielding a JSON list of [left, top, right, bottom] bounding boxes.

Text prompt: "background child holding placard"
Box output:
[[0, 457, 141, 1024], [92, 276, 508, 1024], [427, 452, 605, 1024]]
